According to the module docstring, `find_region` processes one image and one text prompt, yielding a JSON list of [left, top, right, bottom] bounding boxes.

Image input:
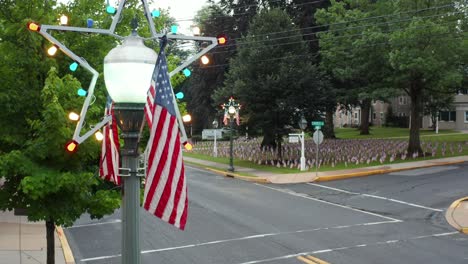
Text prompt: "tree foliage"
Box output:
[[316, 0, 465, 153], [212, 8, 327, 158]]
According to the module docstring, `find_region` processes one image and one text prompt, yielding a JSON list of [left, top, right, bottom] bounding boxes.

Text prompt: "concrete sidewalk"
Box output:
[[184, 155, 468, 184], [0, 210, 72, 264]]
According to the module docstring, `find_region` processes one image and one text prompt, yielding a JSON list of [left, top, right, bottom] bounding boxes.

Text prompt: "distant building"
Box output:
[[333, 92, 468, 131]]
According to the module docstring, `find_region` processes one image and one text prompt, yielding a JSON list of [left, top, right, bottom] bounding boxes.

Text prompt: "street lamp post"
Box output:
[[298, 116, 307, 171], [213, 119, 219, 157], [223, 98, 240, 172], [104, 32, 157, 264]]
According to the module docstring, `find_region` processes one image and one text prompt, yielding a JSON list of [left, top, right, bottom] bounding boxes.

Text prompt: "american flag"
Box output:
[[143, 49, 188, 230], [99, 98, 121, 185]]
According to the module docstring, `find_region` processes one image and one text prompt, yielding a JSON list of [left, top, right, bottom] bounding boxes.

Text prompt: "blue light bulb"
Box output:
[[183, 68, 191, 77], [106, 6, 116, 15], [87, 19, 94, 28], [77, 88, 87, 97], [151, 9, 160, 18], [69, 62, 78, 72], [171, 25, 178, 34], [176, 92, 184, 99]]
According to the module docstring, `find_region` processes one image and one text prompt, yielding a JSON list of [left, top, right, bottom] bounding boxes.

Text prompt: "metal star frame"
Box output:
[[32, 0, 218, 145]]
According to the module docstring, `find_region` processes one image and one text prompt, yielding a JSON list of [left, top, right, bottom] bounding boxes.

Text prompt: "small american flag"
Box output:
[[99, 98, 121, 185], [143, 48, 188, 230]]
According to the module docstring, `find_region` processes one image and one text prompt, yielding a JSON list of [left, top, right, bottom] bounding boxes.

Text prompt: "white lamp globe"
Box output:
[[104, 35, 157, 103], [228, 106, 236, 115]]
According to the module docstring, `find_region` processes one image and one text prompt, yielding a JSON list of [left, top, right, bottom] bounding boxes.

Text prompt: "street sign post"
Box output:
[[312, 130, 324, 179], [311, 121, 324, 126], [313, 130, 324, 145]]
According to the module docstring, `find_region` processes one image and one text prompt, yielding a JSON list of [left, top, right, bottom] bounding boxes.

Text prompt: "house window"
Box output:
[[440, 111, 456, 122], [380, 112, 384, 119], [373, 112, 376, 119], [465, 111, 468, 123], [354, 112, 358, 119], [398, 96, 408, 105]]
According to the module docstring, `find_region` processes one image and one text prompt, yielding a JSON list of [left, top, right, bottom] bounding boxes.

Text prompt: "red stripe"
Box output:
[[179, 190, 188, 230]]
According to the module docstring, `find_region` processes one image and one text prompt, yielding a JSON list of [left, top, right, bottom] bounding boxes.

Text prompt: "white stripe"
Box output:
[[100, 127, 108, 179], [109, 129, 119, 183], [161, 123, 182, 222], [79, 220, 398, 262], [256, 184, 402, 222], [67, 219, 121, 229], [235, 232, 459, 264], [147, 109, 172, 213], [307, 183, 443, 212]]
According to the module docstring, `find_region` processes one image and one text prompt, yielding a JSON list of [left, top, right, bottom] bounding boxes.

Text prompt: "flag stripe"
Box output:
[[99, 101, 121, 185]]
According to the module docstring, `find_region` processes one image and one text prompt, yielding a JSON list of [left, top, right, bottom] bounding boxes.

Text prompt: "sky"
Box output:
[[58, 0, 209, 34]]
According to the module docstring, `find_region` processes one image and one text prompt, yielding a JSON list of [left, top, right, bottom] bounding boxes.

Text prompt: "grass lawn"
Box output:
[[335, 127, 461, 139]]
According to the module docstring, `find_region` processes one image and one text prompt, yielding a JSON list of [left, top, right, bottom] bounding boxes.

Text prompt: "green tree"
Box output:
[[213, 8, 326, 158], [0, 69, 120, 264], [316, 0, 394, 135], [387, 0, 464, 154]]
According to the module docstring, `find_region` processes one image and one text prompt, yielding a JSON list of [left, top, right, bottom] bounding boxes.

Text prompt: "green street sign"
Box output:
[[314, 126, 321, 130], [311, 121, 324, 126]]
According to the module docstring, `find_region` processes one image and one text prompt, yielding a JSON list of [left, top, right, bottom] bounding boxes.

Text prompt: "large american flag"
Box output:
[[143, 49, 188, 230], [99, 98, 121, 185]]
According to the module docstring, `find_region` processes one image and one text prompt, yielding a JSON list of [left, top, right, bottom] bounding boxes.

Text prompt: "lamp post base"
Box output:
[[300, 157, 306, 171]]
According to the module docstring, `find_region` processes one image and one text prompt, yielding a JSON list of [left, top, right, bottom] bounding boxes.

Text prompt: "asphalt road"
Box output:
[[65, 163, 468, 264]]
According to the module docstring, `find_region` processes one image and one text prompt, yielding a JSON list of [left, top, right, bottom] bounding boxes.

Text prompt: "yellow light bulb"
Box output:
[[66, 141, 78, 152], [192, 26, 200, 35], [95, 131, 104, 141], [68, 112, 80, 121], [59, 15, 68, 25], [200, 55, 209, 65], [182, 114, 192, 123], [47, 45, 58, 56], [184, 143, 193, 151]]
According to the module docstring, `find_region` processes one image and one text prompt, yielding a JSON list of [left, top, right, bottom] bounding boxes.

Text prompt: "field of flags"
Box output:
[[190, 137, 467, 170]]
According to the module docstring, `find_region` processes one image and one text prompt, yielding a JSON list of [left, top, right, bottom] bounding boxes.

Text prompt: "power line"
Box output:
[[176, 9, 463, 54], [172, 0, 329, 23], [193, 29, 466, 69], [177, 2, 455, 43]]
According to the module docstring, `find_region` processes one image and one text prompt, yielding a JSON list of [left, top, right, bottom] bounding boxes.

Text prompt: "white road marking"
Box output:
[[236, 231, 459, 264], [307, 183, 443, 212], [256, 184, 402, 222], [79, 220, 398, 262], [67, 219, 121, 229]]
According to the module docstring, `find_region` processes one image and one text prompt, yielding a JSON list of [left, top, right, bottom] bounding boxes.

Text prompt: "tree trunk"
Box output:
[[359, 99, 371, 135], [46, 219, 55, 264], [276, 133, 283, 161], [323, 109, 336, 139], [408, 88, 423, 155], [261, 129, 276, 149]]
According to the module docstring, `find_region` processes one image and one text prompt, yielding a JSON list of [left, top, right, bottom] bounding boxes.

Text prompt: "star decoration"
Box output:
[[30, 0, 219, 146]]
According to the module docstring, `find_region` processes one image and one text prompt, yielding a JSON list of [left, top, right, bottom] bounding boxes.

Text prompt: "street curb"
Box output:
[[204, 168, 270, 183], [56, 226, 75, 264], [315, 160, 465, 182], [445, 196, 468, 234]]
